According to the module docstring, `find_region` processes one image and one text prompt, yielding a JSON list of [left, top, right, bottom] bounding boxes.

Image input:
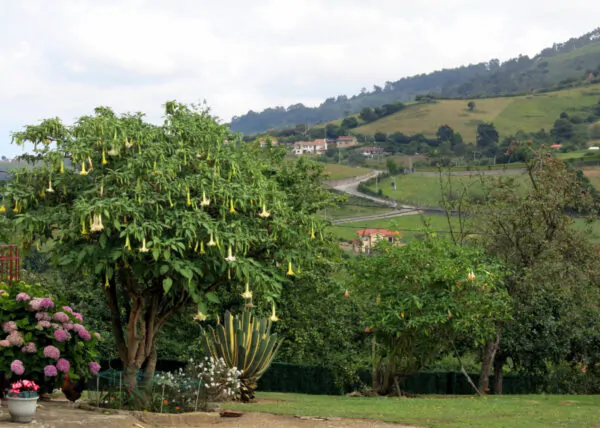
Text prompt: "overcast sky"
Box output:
[[1, 0, 599, 155]]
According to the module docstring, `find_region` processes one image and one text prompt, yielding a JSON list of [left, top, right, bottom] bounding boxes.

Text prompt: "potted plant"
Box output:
[[6, 379, 39, 423]]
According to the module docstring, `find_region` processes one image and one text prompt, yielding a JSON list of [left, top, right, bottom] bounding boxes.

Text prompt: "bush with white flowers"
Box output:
[[153, 356, 242, 413]]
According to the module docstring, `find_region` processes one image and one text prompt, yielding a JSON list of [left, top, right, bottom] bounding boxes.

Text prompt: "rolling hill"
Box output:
[[230, 28, 600, 134], [352, 84, 600, 142]]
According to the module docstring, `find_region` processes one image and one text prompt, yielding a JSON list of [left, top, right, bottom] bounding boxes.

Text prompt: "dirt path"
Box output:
[[0, 401, 422, 428]]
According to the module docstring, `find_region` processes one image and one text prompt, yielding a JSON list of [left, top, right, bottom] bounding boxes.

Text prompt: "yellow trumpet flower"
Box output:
[[229, 200, 236, 214], [60, 160, 65, 173], [139, 238, 149, 253], [269, 302, 279, 322], [124, 235, 132, 251], [286, 261, 295, 276], [310, 226, 316, 239], [79, 162, 87, 176], [199, 241, 205, 254], [102, 149, 108, 165], [259, 204, 270, 218], [91, 214, 104, 232], [81, 218, 88, 235], [46, 177, 55, 193], [0, 205, 6, 213], [241, 283, 252, 300], [225, 245, 236, 262], [105, 275, 110, 287], [186, 187, 192, 206], [207, 233, 216, 246], [200, 191, 210, 207]]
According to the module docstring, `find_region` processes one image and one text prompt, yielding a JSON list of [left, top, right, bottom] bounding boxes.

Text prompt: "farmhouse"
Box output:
[[361, 147, 386, 157], [332, 136, 359, 148], [259, 138, 279, 148], [353, 228, 403, 254], [292, 139, 328, 155]]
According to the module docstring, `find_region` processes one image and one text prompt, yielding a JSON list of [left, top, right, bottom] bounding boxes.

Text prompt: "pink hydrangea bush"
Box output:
[[0, 281, 101, 391]]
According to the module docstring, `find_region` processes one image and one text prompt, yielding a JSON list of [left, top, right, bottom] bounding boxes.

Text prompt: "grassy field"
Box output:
[[329, 213, 600, 244], [352, 84, 600, 141], [225, 392, 600, 428], [322, 164, 373, 180], [365, 173, 527, 207]]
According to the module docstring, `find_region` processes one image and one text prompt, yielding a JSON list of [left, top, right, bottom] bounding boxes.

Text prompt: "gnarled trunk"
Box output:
[[478, 329, 501, 393], [493, 355, 505, 395]]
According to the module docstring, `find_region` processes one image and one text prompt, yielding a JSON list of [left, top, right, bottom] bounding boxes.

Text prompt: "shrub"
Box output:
[[0, 281, 101, 392]]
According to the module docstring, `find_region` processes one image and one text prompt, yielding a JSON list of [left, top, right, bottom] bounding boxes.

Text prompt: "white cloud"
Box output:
[[0, 0, 599, 155]]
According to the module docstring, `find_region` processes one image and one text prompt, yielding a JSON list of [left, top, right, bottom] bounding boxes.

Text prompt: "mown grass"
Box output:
[[322, 164, 373, 180], [352, 83, 600, 142], [225, 392, 600, 428]]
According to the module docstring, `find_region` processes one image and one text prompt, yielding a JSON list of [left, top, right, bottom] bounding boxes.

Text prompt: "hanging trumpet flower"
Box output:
[[200, 191, 210, 207], [12, 201, 20, 213], [199, 241, 205, 254], [87, 157, 93, 170], [207, 233, 216, 246], [259, 204, 270, 218], [467, 270, 476, 281], [168, 192, 174, 208], [100, 182, 104, 198], [60, 160, 65, 173], [107, 147, 118, 156], [81, 218, 88, 235], [269, 301, 279, 322], [225, 245, 236, 262], [0, 204, 6, 213], [286, 261, 295, 276], [46, 176, 55, 193], [310, 225, 316, 239], [193, 311, 208, 322], [229, 200, 236, 214], [344, 290, 350, 297], [90, 214, 104, 232], [79, 161, 88, 176], [105, 274, 110, 287], [124, 235, 132, 251], [139, 238, 149, 253], [39, 188, 46, 198], [102, 149, 108, 165], [186, 187, 192, 206], [241, 283, 252, 300]]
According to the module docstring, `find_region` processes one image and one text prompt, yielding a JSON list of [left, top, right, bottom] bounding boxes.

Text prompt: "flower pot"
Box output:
[[7, 395, 39, 423]]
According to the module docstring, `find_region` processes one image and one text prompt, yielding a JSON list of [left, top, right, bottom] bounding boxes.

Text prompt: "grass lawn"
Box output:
[[225, 392, 600, 428], [329, 213, 600, 244], [365, 173, 526, 207], [323, 164, 373, 180]]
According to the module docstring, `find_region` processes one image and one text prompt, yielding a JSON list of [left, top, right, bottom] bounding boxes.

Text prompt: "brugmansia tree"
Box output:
[[349, 237, 512, 395], [0, 102, 333, 404]]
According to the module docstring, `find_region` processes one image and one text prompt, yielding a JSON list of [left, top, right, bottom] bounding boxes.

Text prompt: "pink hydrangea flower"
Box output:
[[7, 331, 24, 346], [29, 298, 43, 311], [44, 365, 58, 377], [50, 323, 61, 330], [56, 358, 70, 373], [72, 312, 83, 322], [0, 340, 10, 347], [39, 298, 55, 310], [89, 362, 101, 375], [38, 320, 51, 328], [10, 360, 24, 375], [63, 322, 75, 331], [77, 328, 91, 341], [62, 306, 73, 313], [16, 292, 31, 302], [53, 312, 69, 323], [54, 329, 68, 342], [2, 321, 17, 333], [35, 312, 51, 321], [21, 342, 37, 353], [43, 345, 60, 360]]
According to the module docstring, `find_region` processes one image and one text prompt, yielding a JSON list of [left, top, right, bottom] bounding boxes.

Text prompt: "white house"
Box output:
[[292, 139, 328, 155]]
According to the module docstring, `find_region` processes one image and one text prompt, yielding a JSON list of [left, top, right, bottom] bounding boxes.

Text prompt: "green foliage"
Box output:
[[200, 309, 282, 402], [0, 281, 100, 391], [0, 102, 333, 400]]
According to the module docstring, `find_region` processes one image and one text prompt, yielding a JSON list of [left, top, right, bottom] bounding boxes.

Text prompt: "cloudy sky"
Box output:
[[0, 0, 599, 155]]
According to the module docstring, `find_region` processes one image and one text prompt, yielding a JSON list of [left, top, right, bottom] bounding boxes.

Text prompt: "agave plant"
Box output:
[[200, 309, 283, 402]]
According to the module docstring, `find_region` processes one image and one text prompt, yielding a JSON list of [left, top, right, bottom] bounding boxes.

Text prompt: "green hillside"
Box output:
[[353, 84, 600, 142]]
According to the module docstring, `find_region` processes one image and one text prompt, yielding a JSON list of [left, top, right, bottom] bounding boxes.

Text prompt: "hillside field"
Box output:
[[353, 84, 600, 142], [322, 164, 373, 180]]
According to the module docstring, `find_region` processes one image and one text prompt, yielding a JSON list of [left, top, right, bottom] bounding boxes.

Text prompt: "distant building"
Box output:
[[333, 136, 358, 149], [589, 147, 600, 150], [259, 138, 279, 148], [292, 139, 328, 155], [550, 144, 562, 149], [361, 147, 386, 157], [353, 228, 403, 254]]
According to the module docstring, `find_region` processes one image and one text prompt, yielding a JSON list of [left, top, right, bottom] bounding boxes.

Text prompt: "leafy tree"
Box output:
[[374, 132, 387, 142], [467, 101, 476, 111], [551, 118, 575, 141], [349, 238, 511, 395], [476, 123, 499, 149], [386, 158, 399, 175], [341, 117, 359, 129], [437, 125, 455, 142], [359, 108, 378, 123], [0, 102, 333, 404], [471, 151, 600, 392]]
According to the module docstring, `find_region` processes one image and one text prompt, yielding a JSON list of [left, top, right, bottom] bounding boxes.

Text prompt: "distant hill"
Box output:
[[230, 28, 600, 135], [352, 84, 600, 142]]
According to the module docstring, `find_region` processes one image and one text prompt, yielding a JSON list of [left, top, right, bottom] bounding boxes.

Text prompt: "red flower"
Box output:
[[364, 327, 372, 333], [344, 290, 350, 297]]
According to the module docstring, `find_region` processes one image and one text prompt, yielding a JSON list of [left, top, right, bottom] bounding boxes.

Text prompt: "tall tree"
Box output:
[[476, 123, 499, 149], [0, 102, 333, 404]]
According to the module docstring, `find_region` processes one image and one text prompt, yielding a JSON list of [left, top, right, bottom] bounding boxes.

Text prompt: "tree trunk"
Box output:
[[478, 330, 501, 393], [371, 334, 379, 392], [493, 356, 505, 395]]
